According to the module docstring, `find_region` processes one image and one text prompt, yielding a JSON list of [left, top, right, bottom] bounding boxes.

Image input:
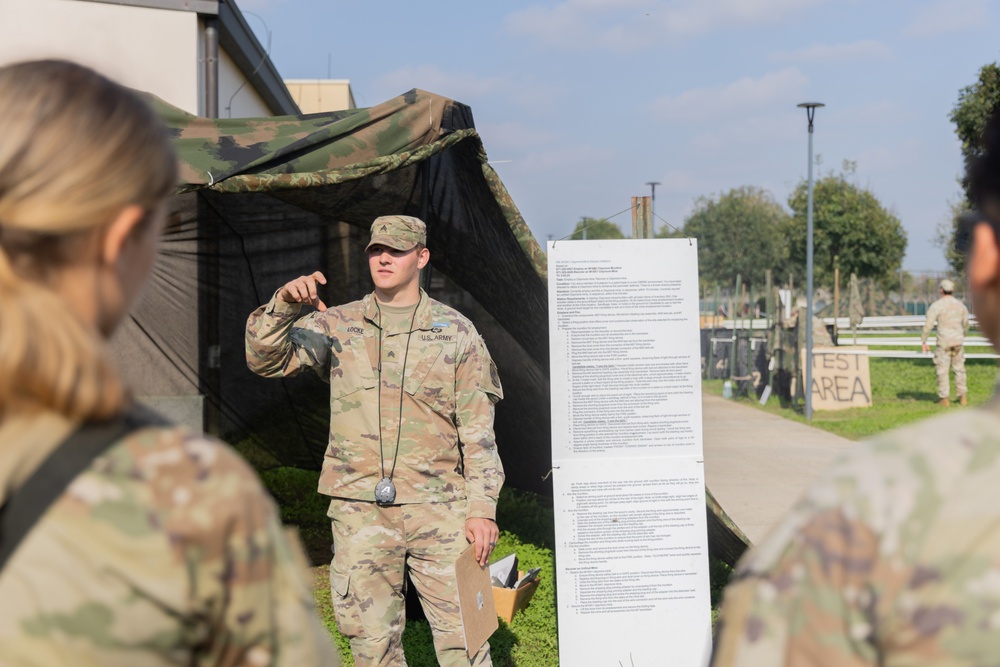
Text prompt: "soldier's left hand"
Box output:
[[465, 518, 499, 567]]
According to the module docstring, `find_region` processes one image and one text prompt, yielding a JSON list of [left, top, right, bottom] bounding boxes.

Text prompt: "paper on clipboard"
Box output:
[[455, 544, 499, 658]]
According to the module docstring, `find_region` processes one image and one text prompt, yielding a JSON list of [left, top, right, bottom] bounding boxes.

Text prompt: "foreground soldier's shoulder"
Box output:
[[429, 299, 477, 336], [108, 425, 272, 506]]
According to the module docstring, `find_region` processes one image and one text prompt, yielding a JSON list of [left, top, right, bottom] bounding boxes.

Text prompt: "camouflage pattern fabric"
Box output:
[[712, 400, 1000, 667], [0, 421, 338, 666], [245, 288, 504, 517], [766, 308, 834, 401], [147, 89, 548, 282], [327, 499, 491, 667], [922, 294, 970, 349], [479, 160, 548, 281], [935, 345, 968, 400], [922, 295, 970, 399]]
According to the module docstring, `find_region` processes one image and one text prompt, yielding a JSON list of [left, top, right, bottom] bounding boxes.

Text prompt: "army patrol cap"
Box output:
[[940, 278, 955, 293], [366, 215, 427, 252]]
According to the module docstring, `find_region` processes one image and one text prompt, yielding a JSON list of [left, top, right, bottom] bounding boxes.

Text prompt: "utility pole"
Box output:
[[631, 196, 652, 239], [797, 101, 825, 420]]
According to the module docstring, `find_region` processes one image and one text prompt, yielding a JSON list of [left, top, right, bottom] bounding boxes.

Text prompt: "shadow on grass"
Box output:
[[895, 391, 940, 402], [401, 618, 519, 666]]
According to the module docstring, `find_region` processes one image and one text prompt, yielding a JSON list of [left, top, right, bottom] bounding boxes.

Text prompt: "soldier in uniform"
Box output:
[[246, 215, 504, 667], [710, 113, 1000, 666], [921, 278, 970, 406], [0, 60, 337, 666]]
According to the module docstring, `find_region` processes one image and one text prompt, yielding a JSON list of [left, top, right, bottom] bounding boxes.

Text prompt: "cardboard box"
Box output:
[[492, 571, 540, 623]]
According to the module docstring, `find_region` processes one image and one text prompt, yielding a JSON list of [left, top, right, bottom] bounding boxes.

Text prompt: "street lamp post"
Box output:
[[797, 102, 824, 420], [646, 181, 661, 231]]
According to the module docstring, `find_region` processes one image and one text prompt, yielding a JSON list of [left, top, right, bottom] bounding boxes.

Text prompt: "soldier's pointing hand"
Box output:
[[278, 271, 328, 312]]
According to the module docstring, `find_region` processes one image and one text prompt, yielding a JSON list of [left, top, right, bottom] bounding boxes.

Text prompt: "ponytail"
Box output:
[[0, 245, 127, 420], [0, 60, 176, 422]]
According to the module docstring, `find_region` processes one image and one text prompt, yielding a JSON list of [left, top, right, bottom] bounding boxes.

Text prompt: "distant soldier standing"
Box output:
[[246, 215, 504, 667], [921, 278, 970, 406]]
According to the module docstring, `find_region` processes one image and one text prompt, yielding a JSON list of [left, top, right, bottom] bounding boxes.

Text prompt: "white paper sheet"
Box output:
[[548, 239, 711, 666], [548, 240, 703, 461]]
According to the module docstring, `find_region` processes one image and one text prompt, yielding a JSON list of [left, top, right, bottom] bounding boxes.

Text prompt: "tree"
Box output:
[[786, 163, 907, 288], [568, 217, 625, 240], [673, 186, 789, 287], [935, 200, 969, 276], [938, 63, 1000, 275]]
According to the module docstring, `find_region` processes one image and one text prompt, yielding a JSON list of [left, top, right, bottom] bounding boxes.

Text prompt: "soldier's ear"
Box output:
[[101, 205, 147, 267], [970, 223, 1000, 292], [417, 247, 430, 270]]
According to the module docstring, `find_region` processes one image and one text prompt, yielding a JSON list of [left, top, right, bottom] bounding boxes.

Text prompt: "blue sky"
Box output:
[[241, 0, 1000, 271]]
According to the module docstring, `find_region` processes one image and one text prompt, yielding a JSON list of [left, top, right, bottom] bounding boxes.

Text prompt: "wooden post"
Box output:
[[833, 255, 840, 344], [765, 269, 773, 321], [631, 195, 653, 239], [731, 274, 741, 379], [707, 285, 719, 380]]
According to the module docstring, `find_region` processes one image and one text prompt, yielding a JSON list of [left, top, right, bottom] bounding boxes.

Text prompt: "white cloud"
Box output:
[[769, 40, 893, 64], [476, 121, 557, 153], [374, 66, 508, 101], [854, 139, 922, 173], [371, 66, 559, 113], [904, 0, 991, 37], [655, 169, 717, 194], [827, 101, 900, 127], [688, 111, 803, 154], [650, 69, 808, 122], [505, 0, 824, 51], [520, 145, 618, 173]]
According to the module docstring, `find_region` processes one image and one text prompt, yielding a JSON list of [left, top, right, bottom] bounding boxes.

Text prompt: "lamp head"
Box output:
[[797, 102, 825, 132]]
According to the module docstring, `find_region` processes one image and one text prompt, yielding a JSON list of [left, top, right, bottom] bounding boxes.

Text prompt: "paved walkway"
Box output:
[[702, 393, 856, 545]]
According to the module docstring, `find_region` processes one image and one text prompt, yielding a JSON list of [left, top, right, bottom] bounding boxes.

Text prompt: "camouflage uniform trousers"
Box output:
[[934, 344, 967, 399], [327, 498, 491, 667]]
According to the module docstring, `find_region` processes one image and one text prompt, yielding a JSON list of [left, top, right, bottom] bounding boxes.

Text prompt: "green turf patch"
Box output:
[[707, 356, 999, 440], [261, 468, 730, 666]]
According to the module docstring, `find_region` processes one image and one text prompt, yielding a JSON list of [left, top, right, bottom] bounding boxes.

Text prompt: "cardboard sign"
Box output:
[[801, 346, 872, 410], [455, 545, 498, 658]]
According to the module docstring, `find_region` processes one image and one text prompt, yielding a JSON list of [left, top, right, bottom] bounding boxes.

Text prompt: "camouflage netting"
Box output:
[[112, 89, 552, 495]]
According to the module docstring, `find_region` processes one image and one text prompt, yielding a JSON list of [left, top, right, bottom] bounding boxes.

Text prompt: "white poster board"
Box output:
[[548, 239, 711, 667]]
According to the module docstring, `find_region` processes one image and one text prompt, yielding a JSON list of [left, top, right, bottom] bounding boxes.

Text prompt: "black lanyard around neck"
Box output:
[[372, 294, 421, 505]]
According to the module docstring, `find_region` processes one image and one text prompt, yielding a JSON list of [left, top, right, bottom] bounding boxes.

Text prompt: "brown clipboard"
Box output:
[[455, 544, 499, 658]]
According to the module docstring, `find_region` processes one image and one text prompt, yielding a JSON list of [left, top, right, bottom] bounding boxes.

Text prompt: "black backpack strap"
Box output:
[[0, 404, 171, 572]]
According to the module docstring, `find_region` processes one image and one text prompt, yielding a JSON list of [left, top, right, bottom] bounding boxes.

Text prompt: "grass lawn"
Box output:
[[256, 355, 995, 664], [254, 358, 997, 667], [705, 356, 999, 440], [261, 467, 559, 666], [261, 466, 735, 666]]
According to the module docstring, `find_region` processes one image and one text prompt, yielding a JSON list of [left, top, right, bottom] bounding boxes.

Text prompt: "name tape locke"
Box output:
[[245, 215, 505, 667]]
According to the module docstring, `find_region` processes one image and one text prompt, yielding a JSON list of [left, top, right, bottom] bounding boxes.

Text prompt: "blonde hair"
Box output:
[[0, 60, 178, 421]]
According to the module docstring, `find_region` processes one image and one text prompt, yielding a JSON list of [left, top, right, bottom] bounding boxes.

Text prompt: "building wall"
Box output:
[[0, 0, 200, 113], [218, 47, 272, 117], [285, 79, 356, 113]]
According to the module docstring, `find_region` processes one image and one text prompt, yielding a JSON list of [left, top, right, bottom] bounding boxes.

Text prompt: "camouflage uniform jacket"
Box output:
[[245, 289, 504, 519], [922, 295, 969, 348], [712, 399, 1000, 666], [0, 407, 338, 666]]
